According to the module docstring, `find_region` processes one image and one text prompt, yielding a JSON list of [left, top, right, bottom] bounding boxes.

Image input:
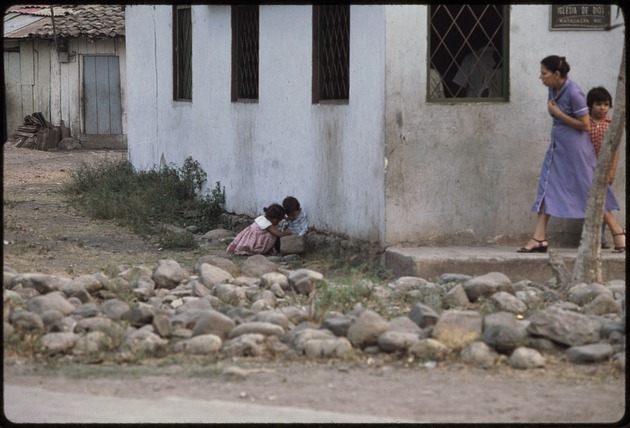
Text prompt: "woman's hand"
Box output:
[[548, 100, 590, 132], [547, 100, 561, 117]]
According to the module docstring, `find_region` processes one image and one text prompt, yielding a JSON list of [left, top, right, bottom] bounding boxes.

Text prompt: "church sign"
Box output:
[[550, 5, 610, 30]]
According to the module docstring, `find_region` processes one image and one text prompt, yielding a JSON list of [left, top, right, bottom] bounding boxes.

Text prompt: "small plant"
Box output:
[[310, 279, 377, 321]]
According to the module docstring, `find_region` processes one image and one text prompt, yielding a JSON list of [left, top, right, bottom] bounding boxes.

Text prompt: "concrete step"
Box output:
[[384, 247, 626, 283]]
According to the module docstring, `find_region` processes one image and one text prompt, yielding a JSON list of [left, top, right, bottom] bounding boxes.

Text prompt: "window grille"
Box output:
[[173, 5, 192, 101], [232, 5, 259, 101], [313, 5, 350, 102], [429, 4, 508, 101]]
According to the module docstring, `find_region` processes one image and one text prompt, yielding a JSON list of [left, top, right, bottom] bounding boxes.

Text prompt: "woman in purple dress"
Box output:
[[518, 55, 624, 253]]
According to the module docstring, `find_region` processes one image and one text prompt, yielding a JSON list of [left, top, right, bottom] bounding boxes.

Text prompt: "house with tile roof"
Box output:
[[3, 4, 126, 148]]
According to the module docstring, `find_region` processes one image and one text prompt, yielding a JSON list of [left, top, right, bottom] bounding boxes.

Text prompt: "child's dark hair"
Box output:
[[263, 203, 285, 221], [541, 55, 570, 77], [586, 86, 613, 110], [282, 196, 301, 213]]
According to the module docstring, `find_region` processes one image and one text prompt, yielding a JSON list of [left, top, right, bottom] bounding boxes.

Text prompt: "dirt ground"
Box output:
[[2, 146, 627, 424]]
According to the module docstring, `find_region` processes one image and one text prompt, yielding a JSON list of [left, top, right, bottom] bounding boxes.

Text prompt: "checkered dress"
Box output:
[[588, 116, 612, 157]]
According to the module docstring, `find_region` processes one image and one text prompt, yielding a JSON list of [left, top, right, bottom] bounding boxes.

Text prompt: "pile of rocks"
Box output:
[[3, 252, 625, 370]]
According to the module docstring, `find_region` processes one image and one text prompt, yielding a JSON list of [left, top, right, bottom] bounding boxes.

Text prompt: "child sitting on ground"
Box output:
[[274, 196, 309, 254], [281, 196, 308, 236], [226, 204, 292, 256]]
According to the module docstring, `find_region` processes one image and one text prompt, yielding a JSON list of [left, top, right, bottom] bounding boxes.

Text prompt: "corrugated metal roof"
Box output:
[[4, 4, 124, 40], [4, 12, 45, 35]]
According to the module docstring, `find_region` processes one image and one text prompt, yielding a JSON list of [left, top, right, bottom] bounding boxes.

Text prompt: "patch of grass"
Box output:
[[62, 157, 226, 249], [3, 331, 43, 358]]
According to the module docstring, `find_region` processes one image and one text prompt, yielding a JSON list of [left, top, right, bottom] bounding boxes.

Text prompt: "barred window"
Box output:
[[429, 4, 508, 101], [173, 5, 192, 101], [232, 5, 259, 101], [312, 5, 350, 103]]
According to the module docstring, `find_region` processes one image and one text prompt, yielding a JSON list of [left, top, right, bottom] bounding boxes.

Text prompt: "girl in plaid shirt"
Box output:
[[587, 86, 625, 252]]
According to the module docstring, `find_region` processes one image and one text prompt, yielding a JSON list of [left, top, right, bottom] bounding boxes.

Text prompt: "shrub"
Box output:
[[63, 156, 225, 249]]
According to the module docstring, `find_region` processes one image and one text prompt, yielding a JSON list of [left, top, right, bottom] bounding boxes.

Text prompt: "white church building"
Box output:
[[124, 4, 626, 249]]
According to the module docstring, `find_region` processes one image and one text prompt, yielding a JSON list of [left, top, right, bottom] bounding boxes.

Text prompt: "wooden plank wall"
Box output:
[[4, 37, 125, 146]]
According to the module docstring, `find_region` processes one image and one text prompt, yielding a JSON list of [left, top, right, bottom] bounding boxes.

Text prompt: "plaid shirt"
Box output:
[[588, 116, 611, 157]]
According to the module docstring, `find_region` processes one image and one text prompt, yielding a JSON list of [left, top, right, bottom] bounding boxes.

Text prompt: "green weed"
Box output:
[[62, 157, 225, 249]]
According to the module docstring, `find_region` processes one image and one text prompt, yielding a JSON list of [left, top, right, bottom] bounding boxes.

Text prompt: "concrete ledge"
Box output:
[[385, 247, 626, 283]]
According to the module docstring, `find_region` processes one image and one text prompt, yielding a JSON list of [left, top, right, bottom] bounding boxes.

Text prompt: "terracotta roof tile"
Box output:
[[7, 4, 125, 40]]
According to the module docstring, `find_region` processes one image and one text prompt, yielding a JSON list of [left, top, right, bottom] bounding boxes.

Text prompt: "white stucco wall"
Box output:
[[126, 4, 625, 248], [126, 5, 386, 242], [384, 4, 626, 246]]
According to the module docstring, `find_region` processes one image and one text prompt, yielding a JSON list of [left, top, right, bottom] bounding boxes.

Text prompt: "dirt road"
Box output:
[[2, 146, 626, 424]]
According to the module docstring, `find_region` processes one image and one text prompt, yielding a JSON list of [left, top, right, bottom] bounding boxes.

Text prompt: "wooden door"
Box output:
[[83, 55, 122, 135]]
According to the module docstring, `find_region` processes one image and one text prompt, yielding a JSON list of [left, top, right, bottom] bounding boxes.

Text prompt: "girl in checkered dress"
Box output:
[[587, 86, 625, 252]]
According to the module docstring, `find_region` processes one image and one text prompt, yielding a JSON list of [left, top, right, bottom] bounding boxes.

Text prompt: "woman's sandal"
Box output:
[[517, 238, 549, 253], [612, 228, 626, 253]]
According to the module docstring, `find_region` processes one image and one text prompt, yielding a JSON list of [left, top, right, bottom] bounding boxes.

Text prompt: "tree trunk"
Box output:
[[572, 38, 626, 284]]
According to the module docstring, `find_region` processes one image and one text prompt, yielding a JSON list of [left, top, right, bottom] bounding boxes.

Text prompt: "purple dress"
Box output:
[[531, 79, 619, 217]]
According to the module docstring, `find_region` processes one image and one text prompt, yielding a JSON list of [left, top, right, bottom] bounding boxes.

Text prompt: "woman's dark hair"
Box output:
[[586, 86, 613, 109], [541, 55, 570, 77], [282, 196, 301, 213], [263, 203, 285, 221]]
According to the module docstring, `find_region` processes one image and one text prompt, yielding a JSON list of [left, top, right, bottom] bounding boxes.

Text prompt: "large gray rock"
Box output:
[[172, 334, 222, 355], [431, 309, 482, 349], [527, 307, 600, 346], [222, 333, 267, 357], [10, 310, 44, 332], [508, 347, 545, 369], [583, 294, 621, 316], [408, 303, 439, 328], [40, 332, 80, 354], [288, 269, 325, 295], [191, 310, 236, 339], [198, 263, 233, 287], [347, 309, 390, 349], [100, 299, 131, 320], [73, 331, 114, 354], [252, 310, 291, 329], [443, 284, 470, 309], [27, 291, 75, 316], [460, 341, 499, 368], [153, 259, 189, 289], [70, 274, 104, 294], [388, 316, 422, 333], [202, 229, 235, 242], [568, 282, 613, 306], [240, 255, 278, 276], [377, 331, 420, 353], [280, 235, 305, 255], [195, 255, 239, 277], [228, 321, 285, 339], [481, 311, 527, 354], [125, 329, 168, 353], [490, 291, 527, 314], [566, 343, 614, 364], [260, 272, 290, 290], [119, 266, 153, 284], [75, 317, 124, 337], [464, 272, 514, 302], [408, 338, 449, 361], [303, 337, 352, 358], [9, 273, 71, 294]]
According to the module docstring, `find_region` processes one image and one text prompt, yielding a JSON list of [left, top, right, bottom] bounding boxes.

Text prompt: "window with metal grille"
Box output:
[[312, 5, 350, 103], [173, 5, 192, 101], [429, 4, 508, 101], [232, 5, 259, 101]]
